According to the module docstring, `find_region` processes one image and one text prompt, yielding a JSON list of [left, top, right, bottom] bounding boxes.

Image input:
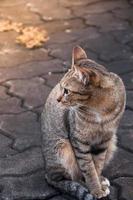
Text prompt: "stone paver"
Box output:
[[108, 60, 133, 75], [72, 0, 130, 16], [0, 147, 44, 176], [121, 72, 133, 89], [0, 112, 41, 151], [0, 132, 17, 158], [104, 147, 133, 179], [0, 59, 64, 83], [127, 90, 133, 109], [113, 177, 133, 200], [0, 171, 58, 200], [85, 12, 129, 32], [117, 128, 133, 152], [0, 97, 25, 114], [0, 3, 42, 24], [5, 77, 51, 109], [0, 0, 132, 200], [120, 110, 133, 127]]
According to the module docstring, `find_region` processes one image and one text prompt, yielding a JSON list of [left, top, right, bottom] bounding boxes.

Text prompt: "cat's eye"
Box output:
[[64, 88, 69, 94]]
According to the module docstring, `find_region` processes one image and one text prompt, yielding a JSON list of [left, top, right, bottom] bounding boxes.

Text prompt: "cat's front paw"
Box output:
[[101, 176, 110, 187], [91, 187, 110, 199], [101, 176, 110, 190], [100, 177, 110, 198]]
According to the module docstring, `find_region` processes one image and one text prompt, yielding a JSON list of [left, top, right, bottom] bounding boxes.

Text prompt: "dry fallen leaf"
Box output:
[[11, 22, 23, 32], [0, 20, 23, 32], [0, 20, 49, 49], [0, 20, 12, 32], [16, 26, 49, 49]]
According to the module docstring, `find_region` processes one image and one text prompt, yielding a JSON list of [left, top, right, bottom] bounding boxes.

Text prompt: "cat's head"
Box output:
[[57, 46, 114, 107]]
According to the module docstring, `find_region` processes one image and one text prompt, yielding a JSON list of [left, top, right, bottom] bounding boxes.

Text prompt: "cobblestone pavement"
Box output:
[[0, 0, 133, 200]]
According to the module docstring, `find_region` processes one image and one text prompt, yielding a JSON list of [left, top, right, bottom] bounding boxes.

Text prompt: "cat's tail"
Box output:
[[46, 176, 96, 200]]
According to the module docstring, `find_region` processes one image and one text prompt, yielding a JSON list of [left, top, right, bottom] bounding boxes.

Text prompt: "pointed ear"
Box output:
[[75, 67, 90, 85], [89, 70, 100, 86], [72, 46, 87, 67], [74, 67, 100, 86], [100, 76, 114, 88]]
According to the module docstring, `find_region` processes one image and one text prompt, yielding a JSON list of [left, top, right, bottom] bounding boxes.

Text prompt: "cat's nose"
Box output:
[[57, 95, 62, 102], [57, 98, 61, 102]]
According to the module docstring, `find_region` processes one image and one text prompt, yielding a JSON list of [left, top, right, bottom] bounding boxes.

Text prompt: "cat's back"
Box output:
[[110, 72, 126, 111], [41, 83, 68, 138]]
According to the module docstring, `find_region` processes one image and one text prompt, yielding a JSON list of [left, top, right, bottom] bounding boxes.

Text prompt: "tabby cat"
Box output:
[[41, 46, 126, 199]]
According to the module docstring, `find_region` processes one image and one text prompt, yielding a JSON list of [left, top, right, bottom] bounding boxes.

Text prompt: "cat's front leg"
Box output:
[[92, 145, 110, 195], [72, 139, 109, 199], [93, 135, 117, 184]]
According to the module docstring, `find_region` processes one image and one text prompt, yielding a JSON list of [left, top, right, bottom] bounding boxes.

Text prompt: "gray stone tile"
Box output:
[[85, 12, 129, 32], [113, 177, 133, 200], [113, 7, 133, 22], [109, 186, 118, 200], [0, 48, 50, 68], [28, 0, 73, 20], [5, 77, 51, 109], [0, 133, 17, 157], [72, 0, 129, 16], [121, 72, 133, 89], [120, 110, 133, 127], [47, 27, 100, 45], [0, 86, 10, 100], [112, 28, 133, 45], [0, 97, 25, 114], [0, 4, 42, 24], [108, 60, 133, 74], [0, 170, 58, 200], [104, 148, 133, 178], [0, 112, 41, 151], [0, 147, 44, 176], [40, 18, 85, 35], [50, 195, 75, 200], [80, 34, 132, 63], [0, 0, 27, 7], [60, 0, 89, 7], [0, 59, 64, 83], [117, 129, 133, 152], [127, 90, 133, 109]]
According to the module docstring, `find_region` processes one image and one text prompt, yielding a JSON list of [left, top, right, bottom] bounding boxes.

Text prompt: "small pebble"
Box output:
[[64, 21, 69, 26], [65, 29, 71, 33], [48, 72, 52, 75], [43, 16, 53, 21]]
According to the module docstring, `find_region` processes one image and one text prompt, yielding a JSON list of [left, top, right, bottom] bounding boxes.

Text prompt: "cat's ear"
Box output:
[[74, 67, 90, 85], [74, 67, 100, 86], [89, 70, 100, 86], [72, 46, 87, 67], [100, 76, 114, 88]]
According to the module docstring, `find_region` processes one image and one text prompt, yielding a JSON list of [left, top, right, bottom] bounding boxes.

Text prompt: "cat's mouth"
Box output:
[[57, 95, 70, 105], [60, 101, 70, 106], [61, 101, 77, 107], [57, 99, 73, 106]]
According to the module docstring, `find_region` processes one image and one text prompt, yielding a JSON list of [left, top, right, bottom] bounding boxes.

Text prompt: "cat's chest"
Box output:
[[69, 109, 110, 143], [70, 109, 101, 126], [75, 109, 103, 128]]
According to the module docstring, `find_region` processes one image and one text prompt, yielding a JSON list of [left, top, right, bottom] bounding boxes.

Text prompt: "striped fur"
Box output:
[[41, 46, 126, 199]]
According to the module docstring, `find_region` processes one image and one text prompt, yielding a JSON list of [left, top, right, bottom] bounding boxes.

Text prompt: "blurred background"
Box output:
[[0, 0, 132, 200]]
